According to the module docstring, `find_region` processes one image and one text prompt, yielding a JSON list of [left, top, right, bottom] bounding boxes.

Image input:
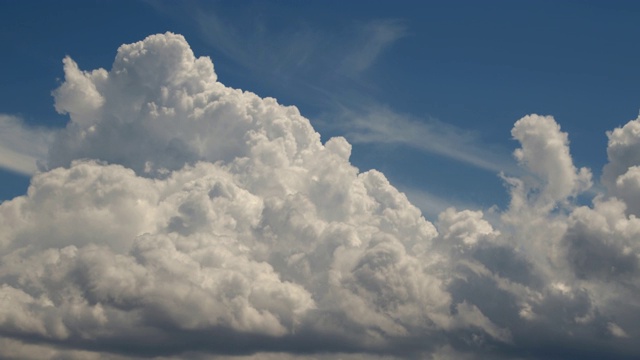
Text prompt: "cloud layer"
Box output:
[[1, 33, 639, 359]]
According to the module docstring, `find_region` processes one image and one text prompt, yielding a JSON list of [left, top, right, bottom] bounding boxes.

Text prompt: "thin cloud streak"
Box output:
[[335, 105, 519, 175], [338, 19, 408, 75], [193, 6, 406, 79], [0, 115, 54, 175], [153, 0, 409, 117]]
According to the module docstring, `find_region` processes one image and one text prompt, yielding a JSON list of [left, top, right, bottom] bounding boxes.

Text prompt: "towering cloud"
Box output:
[[0, 33, 638, 359]]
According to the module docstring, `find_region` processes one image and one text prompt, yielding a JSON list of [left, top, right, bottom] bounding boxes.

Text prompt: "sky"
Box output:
[[0, 1, 639, 359]]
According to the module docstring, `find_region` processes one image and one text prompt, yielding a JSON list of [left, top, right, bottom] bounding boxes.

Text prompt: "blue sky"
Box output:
[[2, 2, 640, 359], [3, 0, 640, 217]]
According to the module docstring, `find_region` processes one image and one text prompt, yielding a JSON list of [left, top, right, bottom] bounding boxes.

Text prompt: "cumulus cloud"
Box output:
[[508, 114, 592, 211], [602, 116, 640, 216], [1, 33, 639, 360]]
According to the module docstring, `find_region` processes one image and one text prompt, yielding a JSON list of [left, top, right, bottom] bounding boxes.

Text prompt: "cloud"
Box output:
[[338, 19, 407, 75], [190, 5, 405, 79], [564, 197, 639, 280], [505, 114, 592, 214], [150, 0, 408, 116], [0, 115, 55, 175], [397, 185, 484, 221], [602, 117, 640, 216], [1, 33, 639, 359], [334, 105, 518, 174]]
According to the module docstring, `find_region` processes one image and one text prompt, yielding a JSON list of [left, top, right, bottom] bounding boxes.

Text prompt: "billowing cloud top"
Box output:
[[1, 33, 639, 360]]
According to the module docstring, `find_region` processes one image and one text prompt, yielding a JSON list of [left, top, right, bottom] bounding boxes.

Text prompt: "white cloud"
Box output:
[[1, 33, 451, 357], [602, 116, 640, 216], [602, 116, 640, 190], [398, 184, 483, 221], [53, 57, 106, 124], [437, 207, 498, 247], [1, 32, 639, 360], [508, 114, 592, 211]]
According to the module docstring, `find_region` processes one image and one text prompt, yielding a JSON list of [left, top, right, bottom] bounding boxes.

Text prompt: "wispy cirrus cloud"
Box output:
[[338, 19, 408, 76], [193, 6, 406, 79], [332, 104, 519, 175], [0, 115, 54, 175]]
